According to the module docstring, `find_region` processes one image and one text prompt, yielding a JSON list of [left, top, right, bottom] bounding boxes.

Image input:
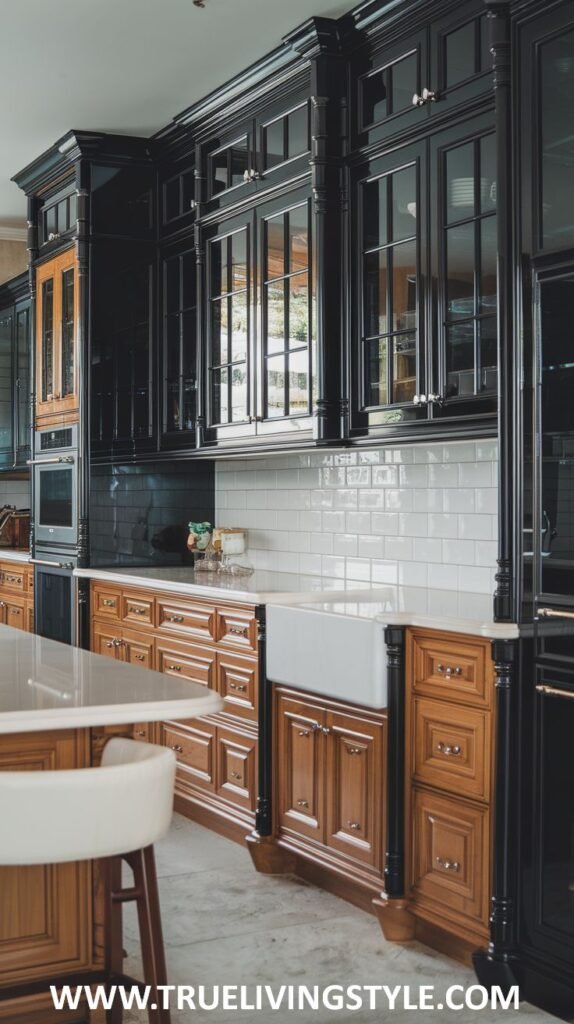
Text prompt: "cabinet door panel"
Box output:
[[217, 650, 258, 721], [325, 710, 385, 869], [91, 621, 120, 658], [216, 727, 257, 811], [352, 30, 428, 150], [277, 695, 324, 842], [4, 595, 27, 632], [156, 637, 216, 688], [121, 591, 154, 627], [410, 630, 492, 708], [412, 697, 490, 801], [122, 628, 154, 669], [430, 4, 493, 115], [156, 596, 217, 642], [35, 250, 79, 427], [161, 721, 216, 790]]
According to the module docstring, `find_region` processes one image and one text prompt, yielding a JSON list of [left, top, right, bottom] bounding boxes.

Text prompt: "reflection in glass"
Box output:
[[289, 273, 309, 348], [391, 165, 417, 241], [287, 105, 308, 158], [231, 232, 248, 291], [266, 283, 285, 354], [446, 143, 475, 223], [61, 268, 75, 397], [230, 139, 249, 188], [392, 333, 417, 403], [445, 22, 476, 88], [363, 176, 387, 250], [541, 31, 574, 249], [230, 293, 248, 363], [289, 348, 310, 415], [446, 223, 475, 318], [212, 367, 229, 424], [290, 206, 309, 273], [365, 337, 388, 407], [39, 468, 73, 527], [480, 216, 497, 312], [211, 299, 228, 366], [479, 318, 497, 391], [0, 315, 12, 448], [266, 354, 285, 418], [446, 322, 475, 396], [364, 250, 388, 337], [212, 152, 228, 195], [231, 365, 248, 420], [211, 239, 226, 298], [480, 133, 497, 213], [392, 53, 417, 113], [265, 119, 284, 169], [42, 279, 54, 402], [362, 69, 387, 126], [392, 241, 417, 331], [479, 15, 490, 72], [266, 216, 285, 280]]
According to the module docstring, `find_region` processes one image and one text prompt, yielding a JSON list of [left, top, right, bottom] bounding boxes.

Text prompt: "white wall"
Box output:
[[216, 439, 498, 594]]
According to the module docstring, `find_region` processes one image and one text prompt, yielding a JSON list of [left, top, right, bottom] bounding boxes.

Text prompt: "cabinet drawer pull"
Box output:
[[296, 799, 309, 808], [436, 663, 462, 677], [347, 821, 361, 831], [102, 598, 116, 608], [229, 682, 247, 692], [298, 729, 310, 737], [321, 726, 331, 735], [9, 608, 20, 615], [346, 746, 363, 755], [166, 614, 184, 623], [230, 770, 243, 781], [436, 742, 462, 757], [135, 654, 146, 662], [171, 744, 184, 753], [436, 857, 460, 872], [166, 663, 182, 672], [0, 601, 5, 608], [228, 625, 248, 637], [128, 606, 146, 615], [6, 575, 22, 584], [134, 729, 146, 737]]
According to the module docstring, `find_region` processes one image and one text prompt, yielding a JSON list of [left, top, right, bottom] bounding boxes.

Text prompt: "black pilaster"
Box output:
[[26, 195, 38, 561], [473, 637, 520, 991], [488, 0, 515, 622], [384, 625, 406, 897], [254, 605, 272, 836]]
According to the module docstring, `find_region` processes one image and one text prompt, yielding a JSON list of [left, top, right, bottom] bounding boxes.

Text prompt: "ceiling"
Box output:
[[0, 0, 353, 233]]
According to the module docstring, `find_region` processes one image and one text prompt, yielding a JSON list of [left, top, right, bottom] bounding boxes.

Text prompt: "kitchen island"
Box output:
[[0, 623, 222, 1024]]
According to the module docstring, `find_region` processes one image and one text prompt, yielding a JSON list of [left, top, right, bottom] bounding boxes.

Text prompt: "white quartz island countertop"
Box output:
[[0, 549, 30, 563], [74, 566, 382, 605], [0, 623, 222, 735], [284, 585, 520, 639]]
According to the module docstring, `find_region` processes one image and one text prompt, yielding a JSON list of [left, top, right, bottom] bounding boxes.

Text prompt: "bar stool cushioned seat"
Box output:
[[0, 737, 177, 1024]]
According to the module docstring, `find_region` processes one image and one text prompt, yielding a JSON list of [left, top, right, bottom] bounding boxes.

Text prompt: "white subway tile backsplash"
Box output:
[[215, 441, 498, 594]]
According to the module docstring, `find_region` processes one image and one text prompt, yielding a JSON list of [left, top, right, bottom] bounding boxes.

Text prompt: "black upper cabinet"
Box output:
[[160, 238, 198, 448], [200, 184, 315, 448], [198, 87, 311, 214], [159, 147, 196, 239], [38, 184, 77, 252], [351, 1, 492, 153], [0, 276, 31, 471]]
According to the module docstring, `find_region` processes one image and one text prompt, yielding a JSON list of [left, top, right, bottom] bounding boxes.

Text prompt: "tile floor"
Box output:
[[123, 815, 560, 1023]]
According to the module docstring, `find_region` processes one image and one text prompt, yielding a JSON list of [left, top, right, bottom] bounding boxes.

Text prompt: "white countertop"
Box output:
[[0, 624, 222, 734], [0, 549, 30, 563], [74, 566, 383, 605], [289, 586, 520, 639]]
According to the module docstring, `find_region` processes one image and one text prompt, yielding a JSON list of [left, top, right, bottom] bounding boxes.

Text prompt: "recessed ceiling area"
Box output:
[[1, 0, 352, 229]]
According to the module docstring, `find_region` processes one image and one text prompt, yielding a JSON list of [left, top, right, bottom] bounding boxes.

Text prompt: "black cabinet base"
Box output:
[[514, 954, 574, 1022], [472, 949, 521, 996]]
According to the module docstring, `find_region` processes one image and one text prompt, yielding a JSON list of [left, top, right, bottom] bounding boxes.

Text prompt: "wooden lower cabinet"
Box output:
[[402, 628, 495, 960], [0, 563, 34, 635], [90, 580, 260, 844], [274, 687, 387, 910]]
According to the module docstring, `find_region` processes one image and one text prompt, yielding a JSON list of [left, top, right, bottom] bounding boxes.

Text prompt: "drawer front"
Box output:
[[3, 595, 27, 630], [122, 629, 155, 670], [156, 639, 216, 689], [132, 723, 152, 743], [1, 565, 26, 594], [122, 591, 154, 627], [157, 596, 217, 642], [413, 698, 490, 801], [411, 631, 492, 708], [162, 722, 215, 788], [217, 607, 258, 652], [217, 651, 258, 721], [216, 727, 257, 811], [411, 788, 489, 928], [92, 585, 121, 621]]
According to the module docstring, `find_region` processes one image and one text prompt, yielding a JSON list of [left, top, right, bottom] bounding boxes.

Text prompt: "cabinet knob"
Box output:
[[166, 663, 182, 672], [243, 169, 261, 183], [135, 654, 145, 662], [298, 729, 310, 737], [347, 821, 362, 831], [412, 393, 427, 406], [171, 744, 184, 753], [412, 87, 438, 107], [436, 857, 460, 872], [128, 606, 146, 615], [167, 614, 184, 624], [229, 625, 248, 637], [296, 799, 309, 808], [436, 663, 462, 677], [427, 392, 445, 406], [47, 231, 61, 242], [321, 726, 331, 735], [346, 746, 363, 756], [230, 770, 243, 781], [102, 599, 116, 608], [436, 742, 462, 757], [134, 729, 146, 737], [229, 682, 247, 692]]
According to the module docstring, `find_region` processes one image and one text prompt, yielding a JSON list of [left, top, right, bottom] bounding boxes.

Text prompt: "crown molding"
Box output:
[[0, 227, 26, 242]]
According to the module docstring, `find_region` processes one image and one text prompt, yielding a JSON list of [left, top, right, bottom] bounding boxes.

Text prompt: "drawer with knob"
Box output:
[[161, 722, 216, 789], [216, 727, 257, 811], [412, 697, 490, 801], [2, 596, 27, 631], [122, 629, 154, 670], [156, 638, 216, 689], [156, 596, 217, 642], [411, 630, 492, 708], [217, 650, 258, 721], [0, 567, 26, 594], [92, 585, 121, 621], [217, 607, 257, 652], [122, 592, 154, 627], [132, 723, 152, 743], [411, 787, 489, 931]]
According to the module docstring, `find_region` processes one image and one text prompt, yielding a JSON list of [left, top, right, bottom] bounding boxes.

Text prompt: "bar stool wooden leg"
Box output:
[[130, 847, 171, 1024], [106, 856, 124, 1024]]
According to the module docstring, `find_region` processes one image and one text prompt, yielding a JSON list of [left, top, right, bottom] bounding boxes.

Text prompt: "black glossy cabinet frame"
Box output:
[[0, 274, 30, 471]]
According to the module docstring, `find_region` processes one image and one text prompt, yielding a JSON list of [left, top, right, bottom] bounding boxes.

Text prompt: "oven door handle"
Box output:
[[30, 558, 74, 569], [26, 456, 75, 466], [536, 684, 574, 701], [538, 607, 574, 620]]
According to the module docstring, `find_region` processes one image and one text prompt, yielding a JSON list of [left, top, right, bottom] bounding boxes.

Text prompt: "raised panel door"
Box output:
[[325, 710, 385, 870], [121, 628, 154, 670], [91, 620, 121, 659], [277, 694, 325, 843]]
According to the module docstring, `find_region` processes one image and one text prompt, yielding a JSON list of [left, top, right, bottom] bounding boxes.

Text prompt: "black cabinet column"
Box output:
[[473, 638, 521, 991], [488, 1, 515, 622], [286, 18, 350, 443]]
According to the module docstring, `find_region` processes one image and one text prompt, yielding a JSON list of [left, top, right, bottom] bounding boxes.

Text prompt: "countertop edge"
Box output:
[[373, 611, 520, 640], [0, 694, 223, 735]]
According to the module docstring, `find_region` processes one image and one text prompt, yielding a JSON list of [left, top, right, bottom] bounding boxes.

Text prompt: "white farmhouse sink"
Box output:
[[266, 604, 388, 709]]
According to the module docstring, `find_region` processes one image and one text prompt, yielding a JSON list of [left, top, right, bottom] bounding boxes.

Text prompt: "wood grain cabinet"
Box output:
[[91, 580, 260, 843], [0, 563, 34, 635], [275, 688, 387, 907], [405, 628, 494, 954], [35, 249, 79, 429]]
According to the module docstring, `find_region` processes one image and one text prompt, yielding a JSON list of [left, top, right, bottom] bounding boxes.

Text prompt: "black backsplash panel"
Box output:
[[89, 461, 214, 567]]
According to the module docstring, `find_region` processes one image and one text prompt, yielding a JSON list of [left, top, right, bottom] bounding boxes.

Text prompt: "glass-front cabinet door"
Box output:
[[161, 241, 197, 446], [0, 309, 13, 458], [429, 116, 497, 420], [35, 249, 78, 427], [14, 299, 30, 462], [351, 143, 427, 435]]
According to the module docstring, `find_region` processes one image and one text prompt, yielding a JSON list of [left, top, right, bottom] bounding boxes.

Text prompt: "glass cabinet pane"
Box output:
[[210, 136, 249, 196], [15, 306, 30, 451], [208, 227, 249, 426], [162, 247, 197, 435], [445, 22, 476, 88], [41, 279, 54, 402], [0, 313, 12, 450], [361, 50, 418, 130], [60, 268, 75, 397], [540, 30, 574, 249], [361, 159, 418, 408]]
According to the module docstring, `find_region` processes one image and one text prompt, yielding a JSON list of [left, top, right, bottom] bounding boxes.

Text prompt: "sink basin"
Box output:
[[266, 604, 387, 709]]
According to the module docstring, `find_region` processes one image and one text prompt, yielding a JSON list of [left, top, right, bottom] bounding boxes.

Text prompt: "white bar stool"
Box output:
[[0, 737, 176, 1024]]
